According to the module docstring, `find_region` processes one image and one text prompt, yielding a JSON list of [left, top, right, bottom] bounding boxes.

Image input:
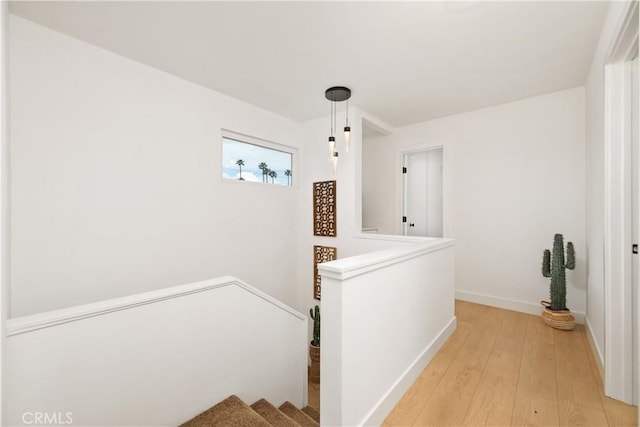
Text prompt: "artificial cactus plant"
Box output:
[[541, 233, 575, 311], [310, 305, 320, 346]]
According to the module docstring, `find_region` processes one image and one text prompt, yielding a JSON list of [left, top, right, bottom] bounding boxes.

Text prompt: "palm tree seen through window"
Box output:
[[222, 136, 293, 186]]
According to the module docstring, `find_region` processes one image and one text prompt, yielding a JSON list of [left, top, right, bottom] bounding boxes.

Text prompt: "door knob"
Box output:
[[409, 223, 415, 227]]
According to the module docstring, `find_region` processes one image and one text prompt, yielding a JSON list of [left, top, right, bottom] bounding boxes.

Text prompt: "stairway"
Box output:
[[180, 395, 320, 427]]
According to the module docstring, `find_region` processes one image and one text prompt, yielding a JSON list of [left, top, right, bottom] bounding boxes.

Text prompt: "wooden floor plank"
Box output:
[[580, 323, 637, 426], [383, 300, 474, 426], [581, 328, 605, 390], [558, 399, 610, 427], [412, 306, 503, 426], [600, 396, 637, 427], [554, 325, 608, 427], [461, 309, 528, 426], [511, 316, 560, 427], [382, 320, 472, 426]]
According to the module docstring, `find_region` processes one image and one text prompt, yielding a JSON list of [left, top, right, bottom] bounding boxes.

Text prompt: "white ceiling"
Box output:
[[9, 1, 609, 127]]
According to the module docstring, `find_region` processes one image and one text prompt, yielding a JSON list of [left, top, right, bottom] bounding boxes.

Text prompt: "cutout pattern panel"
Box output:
[[313, 180, 337, 236], [313, 245, 337, 300]]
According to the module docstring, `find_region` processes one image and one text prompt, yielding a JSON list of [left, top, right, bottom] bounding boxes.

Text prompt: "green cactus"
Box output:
[[310, 305, 320, 346], [541, 234, 575, 311]]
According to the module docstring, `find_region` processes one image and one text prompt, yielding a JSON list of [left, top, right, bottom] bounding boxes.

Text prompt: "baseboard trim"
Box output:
[[455, 290, 586, 325], [585, 317, 605, 381], [361, 316, 457, 426]]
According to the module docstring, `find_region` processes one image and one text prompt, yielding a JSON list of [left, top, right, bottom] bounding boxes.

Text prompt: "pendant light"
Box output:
[[344, 98, 351, 152], [328, 136, 336, 160], [332, 151, 339, 174], [325, 86, 352, 173]]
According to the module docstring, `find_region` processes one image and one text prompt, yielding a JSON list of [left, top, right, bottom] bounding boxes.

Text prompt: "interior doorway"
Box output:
[[401, 147, 443, 237]]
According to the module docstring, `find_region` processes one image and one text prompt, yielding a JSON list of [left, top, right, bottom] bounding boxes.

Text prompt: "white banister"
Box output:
[[5, 276, 307, 426], [319, 238, 456, 426]]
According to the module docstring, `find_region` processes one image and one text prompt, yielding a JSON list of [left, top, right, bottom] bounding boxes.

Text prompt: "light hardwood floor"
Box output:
[[383, 300, 638, 426]]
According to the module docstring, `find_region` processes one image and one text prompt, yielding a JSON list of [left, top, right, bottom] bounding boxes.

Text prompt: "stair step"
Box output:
[[180, 395, 271, 427], [301, 406, 320, 423], [250, 399, 299, 427], [278, 401, 320, 427]]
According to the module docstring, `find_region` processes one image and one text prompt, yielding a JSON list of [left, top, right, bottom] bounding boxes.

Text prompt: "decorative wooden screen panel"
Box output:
[[313, 180, 337, 236], [314, 245, 337, 300]]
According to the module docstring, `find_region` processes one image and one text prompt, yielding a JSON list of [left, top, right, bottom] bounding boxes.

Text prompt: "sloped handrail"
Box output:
[[7, 275, 305, 336]]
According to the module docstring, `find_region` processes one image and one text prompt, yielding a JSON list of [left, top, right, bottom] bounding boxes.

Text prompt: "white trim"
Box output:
[[604, 59, 634, 404], [606, 1, 639, 64], [318, 238, 454, 280], [221, 128, 295, 154], [352, 232, 441, 244], [586, 317, 605, 381], [455, 289, 586, 325], [0, 2, 9, 425], [361, 316, 457, 427], [7, 276, 306, 337], [603, 0, 638, 402], [361, 113, 394, 137]]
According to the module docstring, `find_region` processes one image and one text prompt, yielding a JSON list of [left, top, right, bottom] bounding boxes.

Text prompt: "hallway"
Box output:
[[383, 301, 637, 426]]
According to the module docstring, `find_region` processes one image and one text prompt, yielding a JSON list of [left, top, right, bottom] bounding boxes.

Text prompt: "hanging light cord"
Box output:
[[330, 98, 334, 136], [333, 99, 336, 137]]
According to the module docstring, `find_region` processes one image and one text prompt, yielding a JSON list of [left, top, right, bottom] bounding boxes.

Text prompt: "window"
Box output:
[[221, 131, 293, 186]]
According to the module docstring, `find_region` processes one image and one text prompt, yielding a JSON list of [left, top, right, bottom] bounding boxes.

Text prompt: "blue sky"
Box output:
[[222, 137, 292, 185]]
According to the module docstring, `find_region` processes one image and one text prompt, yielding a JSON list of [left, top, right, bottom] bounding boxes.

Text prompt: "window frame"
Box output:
[[221, 129, 297, 188]]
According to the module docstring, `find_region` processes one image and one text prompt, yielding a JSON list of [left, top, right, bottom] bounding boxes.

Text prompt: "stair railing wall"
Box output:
[[5, 276, 308, 427], [319, 238, 456, 426]]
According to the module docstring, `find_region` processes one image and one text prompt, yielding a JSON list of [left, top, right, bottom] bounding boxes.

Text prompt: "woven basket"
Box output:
[[309, 344, 320, 384], [540, 301, 575, 331]]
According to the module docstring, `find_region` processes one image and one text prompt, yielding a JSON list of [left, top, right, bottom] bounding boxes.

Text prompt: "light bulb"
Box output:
[[344, 126, 351, 152], [332, 151, 339, 174], [328, 136, 335, 161]]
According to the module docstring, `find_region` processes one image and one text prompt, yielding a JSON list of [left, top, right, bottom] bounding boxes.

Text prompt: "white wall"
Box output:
[[297, 108, 362, 321], [584, 0, 634, 371], [298, 108, 402, 325], [9, 16, 303, 317], [362, 132, 396, 235], [364, 88, 587, 316], [6, 277, 307, 426]]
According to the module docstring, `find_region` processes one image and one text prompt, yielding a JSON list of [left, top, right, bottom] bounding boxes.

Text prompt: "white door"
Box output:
[[402, 148, 443, 237]]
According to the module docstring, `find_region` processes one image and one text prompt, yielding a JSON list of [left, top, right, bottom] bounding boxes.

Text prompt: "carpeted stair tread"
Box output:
[[180, 395, 271, 427], [301, 406, 320, 423], [250, 399, 299, 427], [278, 401, 319, 427]]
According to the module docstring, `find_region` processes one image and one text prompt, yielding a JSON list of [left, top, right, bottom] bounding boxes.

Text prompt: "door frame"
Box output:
[[399, 145, 445, 237], [603, 0, 638, 404], [632, 56, 639, 407]]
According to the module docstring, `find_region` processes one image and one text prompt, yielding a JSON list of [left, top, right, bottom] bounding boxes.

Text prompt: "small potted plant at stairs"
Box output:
[[309, 305, 320, 384], [540, 233, 576, 330]]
